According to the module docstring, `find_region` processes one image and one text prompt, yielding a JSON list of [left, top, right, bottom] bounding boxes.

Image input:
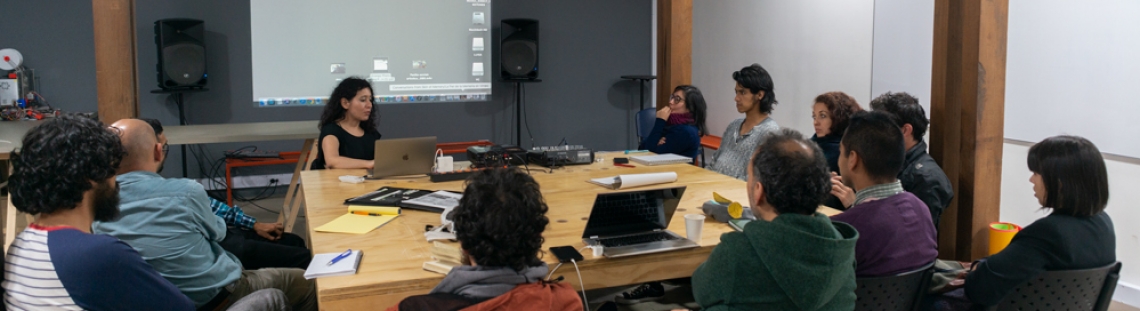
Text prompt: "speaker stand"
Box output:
[[620, 75, 656, 149], [508, 79, 541, 147], [150, 88, 208, 178], [620, 75, 657, 110]]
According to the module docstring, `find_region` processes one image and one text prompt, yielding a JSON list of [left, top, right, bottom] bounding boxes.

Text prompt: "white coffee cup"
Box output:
[[684, 214, 706, 242]]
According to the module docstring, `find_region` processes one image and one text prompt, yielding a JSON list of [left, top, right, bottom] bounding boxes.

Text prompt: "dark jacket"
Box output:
[[965, 212, 1115, 306], [641, 118, 701, 161], [812, 134, 846, 210], [898, 141, 953, 227], [811, 133, 842, 173], [692, 212, 859, 311]]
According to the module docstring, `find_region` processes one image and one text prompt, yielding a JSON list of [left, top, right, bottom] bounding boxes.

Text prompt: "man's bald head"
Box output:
[[111, 119, 162, 173]]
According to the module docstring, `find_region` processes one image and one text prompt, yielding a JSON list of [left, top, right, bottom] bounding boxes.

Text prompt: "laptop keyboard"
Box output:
[[596, 232, 678, 247]]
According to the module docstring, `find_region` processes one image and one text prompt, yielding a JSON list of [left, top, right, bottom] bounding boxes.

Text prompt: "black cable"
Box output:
[[521, 83, 535, 148]]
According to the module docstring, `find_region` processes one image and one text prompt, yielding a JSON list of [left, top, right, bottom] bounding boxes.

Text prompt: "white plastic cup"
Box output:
[[684, 214, 705, 242]]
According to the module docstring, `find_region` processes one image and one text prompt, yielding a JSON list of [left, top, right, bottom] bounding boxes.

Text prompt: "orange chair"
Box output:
[[699, 135, 721, 167]]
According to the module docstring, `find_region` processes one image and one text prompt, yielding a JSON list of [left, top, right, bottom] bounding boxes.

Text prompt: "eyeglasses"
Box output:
[[669, 94, 683, 103], [161, 143, 169, 157]]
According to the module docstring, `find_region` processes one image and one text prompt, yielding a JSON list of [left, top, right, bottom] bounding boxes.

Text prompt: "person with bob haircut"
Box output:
[[932, 135, 1115, 309], [388, 168, 582, 311], [311, 76, 382, 169]]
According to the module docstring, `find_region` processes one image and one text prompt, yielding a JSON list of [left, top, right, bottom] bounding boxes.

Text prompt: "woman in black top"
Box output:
[[934, 135, 1115, 309], [809, 91, 861, 209], [311, 77, 382, 170]]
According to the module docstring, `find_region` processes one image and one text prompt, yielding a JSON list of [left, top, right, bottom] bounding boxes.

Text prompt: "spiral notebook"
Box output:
[[629, 153, 692, 166], [304, 250, 364, 279]]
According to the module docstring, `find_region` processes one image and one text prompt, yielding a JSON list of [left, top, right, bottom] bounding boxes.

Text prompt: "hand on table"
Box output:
[[254, 222, 284, 241], [829, 172, 855, 208]]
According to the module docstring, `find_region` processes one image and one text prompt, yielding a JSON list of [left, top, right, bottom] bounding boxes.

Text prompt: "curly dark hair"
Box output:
[[9, 114, 125, 215], [814, 91, 863, 137], [673, 85, 709, 135], [1027, 135, 1109, 217], [453, 167, 549, 271], [318, 77, 378, 131], [749, 128, 831, 215], [869, 92, 927, 143], [732, 63, 778, 114]]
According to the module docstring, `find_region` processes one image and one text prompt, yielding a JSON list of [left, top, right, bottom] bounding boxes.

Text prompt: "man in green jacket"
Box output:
[[692, 128, 859, 311]]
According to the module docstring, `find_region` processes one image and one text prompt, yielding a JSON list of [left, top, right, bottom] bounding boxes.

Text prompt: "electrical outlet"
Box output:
[[270, 178, 279, 184]]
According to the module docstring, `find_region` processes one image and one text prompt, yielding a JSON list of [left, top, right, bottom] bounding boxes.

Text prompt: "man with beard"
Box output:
[[1, 115, 196, 310], [141, 118, 311, 270], [92, 119, 315, 311]]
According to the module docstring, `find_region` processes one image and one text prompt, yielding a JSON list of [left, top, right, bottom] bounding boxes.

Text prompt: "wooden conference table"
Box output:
[[302, 152, 842, 310]]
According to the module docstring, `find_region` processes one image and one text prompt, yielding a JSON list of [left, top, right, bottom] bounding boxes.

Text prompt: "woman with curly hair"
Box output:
[[810, 91, 862, 210], [810, 91, 862, 173], [311, 77, 381, 169], [389, 168, 583, 311]]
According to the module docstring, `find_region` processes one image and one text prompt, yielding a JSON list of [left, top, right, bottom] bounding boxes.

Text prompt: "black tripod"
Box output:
[[150, 88, 207, 178]]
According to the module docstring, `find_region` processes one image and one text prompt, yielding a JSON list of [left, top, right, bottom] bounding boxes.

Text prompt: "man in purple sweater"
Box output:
[[830, 111, 938, 277]]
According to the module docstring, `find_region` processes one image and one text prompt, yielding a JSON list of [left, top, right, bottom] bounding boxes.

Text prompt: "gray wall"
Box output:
[[6, 0, 651, 179], [0, 0, 97, 113]]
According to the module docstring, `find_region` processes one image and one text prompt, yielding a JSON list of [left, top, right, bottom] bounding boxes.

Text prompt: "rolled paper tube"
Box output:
[[988, 222, 1022, 256]]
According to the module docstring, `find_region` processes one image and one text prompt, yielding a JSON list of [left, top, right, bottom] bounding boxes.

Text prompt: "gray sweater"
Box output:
[[707, 117, 780, 180]]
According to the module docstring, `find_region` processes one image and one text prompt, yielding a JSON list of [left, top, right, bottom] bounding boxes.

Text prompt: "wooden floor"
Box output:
[[1112, 301, 1140, 311]]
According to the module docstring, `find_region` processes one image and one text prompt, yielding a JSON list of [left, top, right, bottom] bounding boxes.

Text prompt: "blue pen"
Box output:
[[624, 150, 649, 154], [327, 249, 353, 266]]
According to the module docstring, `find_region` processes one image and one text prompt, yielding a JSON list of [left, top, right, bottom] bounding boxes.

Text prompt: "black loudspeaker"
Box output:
[[155, 19, 207, 89], [501, 19, 539, 80]]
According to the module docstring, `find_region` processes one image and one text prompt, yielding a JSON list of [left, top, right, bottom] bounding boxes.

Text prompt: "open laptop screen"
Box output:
[[581, 186, 686, 239]]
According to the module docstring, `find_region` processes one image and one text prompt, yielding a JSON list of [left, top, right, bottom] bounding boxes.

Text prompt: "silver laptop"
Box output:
[[366, 136, 437, 179], [582, 186, 698, 258]]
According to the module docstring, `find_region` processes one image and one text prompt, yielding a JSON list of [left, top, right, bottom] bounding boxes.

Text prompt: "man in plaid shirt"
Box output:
[[145, 118, 312, 270]]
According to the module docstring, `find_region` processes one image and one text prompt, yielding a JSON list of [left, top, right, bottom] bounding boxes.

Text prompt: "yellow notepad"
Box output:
[[347, 205, 401, 215], [315, 214, 398, 234]]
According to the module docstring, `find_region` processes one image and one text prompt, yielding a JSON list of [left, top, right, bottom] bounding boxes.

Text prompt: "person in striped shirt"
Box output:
[[2, 115, 195, 310]]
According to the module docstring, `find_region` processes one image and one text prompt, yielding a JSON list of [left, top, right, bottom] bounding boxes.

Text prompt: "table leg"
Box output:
[[284, 187, 304, 233], [3, 161, 14, 250], [279, 138, 314, 230]]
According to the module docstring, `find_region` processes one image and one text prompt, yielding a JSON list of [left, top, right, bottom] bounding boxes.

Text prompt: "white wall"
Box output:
[[692, 0, 874, 138], [1001, 141, 1140, 306], [870, 0, 934, 112], [1004, 0, 1140, 158]]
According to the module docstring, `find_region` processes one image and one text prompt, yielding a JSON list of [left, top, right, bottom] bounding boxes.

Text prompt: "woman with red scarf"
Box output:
[[640, 85, 708, 163]]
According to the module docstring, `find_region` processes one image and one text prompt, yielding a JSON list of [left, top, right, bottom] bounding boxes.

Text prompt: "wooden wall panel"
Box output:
[[930, 0, 1008, 260], [656, 0, 692, 109], [92, 0, 139, 123]]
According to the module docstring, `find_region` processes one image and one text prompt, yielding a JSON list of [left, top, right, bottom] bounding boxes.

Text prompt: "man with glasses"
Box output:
[[141, 118, 312, 270]]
